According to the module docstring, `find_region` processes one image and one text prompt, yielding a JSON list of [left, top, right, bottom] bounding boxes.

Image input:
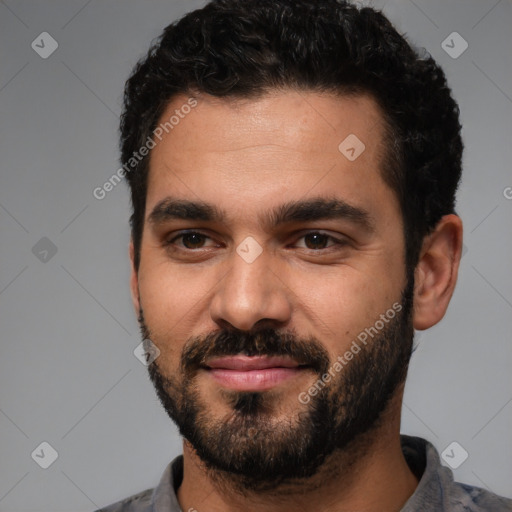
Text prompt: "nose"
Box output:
[[209, 243, 293, 332]]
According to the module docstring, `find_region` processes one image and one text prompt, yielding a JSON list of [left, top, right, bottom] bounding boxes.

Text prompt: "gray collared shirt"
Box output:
[[96, 435, 512, 511]]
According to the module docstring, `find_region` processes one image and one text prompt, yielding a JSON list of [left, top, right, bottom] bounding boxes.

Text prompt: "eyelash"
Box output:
[[164, 230, 348, 252]]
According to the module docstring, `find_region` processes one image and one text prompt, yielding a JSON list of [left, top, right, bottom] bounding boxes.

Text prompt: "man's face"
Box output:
[[132, 91, 413, 488]]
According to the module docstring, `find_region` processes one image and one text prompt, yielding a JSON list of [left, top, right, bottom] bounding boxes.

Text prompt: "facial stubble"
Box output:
[[141, 281, 414, 492]]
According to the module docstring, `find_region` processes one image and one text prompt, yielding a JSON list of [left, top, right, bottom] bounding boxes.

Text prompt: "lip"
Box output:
[[207, 355, 301, 371], [205, 355, 307, 391]]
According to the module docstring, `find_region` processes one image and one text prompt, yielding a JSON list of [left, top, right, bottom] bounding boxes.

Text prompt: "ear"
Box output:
[[129, 239, 141, 316], [413, 214, 463, 330]]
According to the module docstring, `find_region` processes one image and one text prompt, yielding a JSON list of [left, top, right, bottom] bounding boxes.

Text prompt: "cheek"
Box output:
[[138, 253, 202, 310], [136, 261, 223, 357], [292, 268, 398, 355], [136, 265, 195, 352]]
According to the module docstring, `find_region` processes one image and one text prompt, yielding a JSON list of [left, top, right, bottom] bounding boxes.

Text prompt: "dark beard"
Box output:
[[141, 278, 414, 492]]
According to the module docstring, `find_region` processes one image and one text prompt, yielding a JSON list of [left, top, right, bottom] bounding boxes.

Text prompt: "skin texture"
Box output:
[[129, 90, 463, 512]]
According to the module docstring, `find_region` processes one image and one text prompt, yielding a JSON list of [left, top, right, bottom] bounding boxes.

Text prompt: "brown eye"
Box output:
[[180, 232, 207, 249], [166, 231, 213, 250], [303, 233, 330, 250], [294, 232, 345, 251]]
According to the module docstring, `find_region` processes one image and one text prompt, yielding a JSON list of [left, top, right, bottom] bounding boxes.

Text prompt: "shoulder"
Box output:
[[400, 435, 512, 511], [449, 482, 512, 512], [94, 457, 183, 512], [94, 488, 153, 512]]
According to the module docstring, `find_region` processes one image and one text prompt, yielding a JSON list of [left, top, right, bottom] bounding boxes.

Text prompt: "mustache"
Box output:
[[180, 327, 331, 376]]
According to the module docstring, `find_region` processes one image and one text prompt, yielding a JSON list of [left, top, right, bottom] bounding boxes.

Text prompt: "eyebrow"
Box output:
[[148, 196, 375, 232]]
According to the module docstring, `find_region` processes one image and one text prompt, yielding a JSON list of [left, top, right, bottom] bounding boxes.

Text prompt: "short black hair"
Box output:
[[120, 0, 463, 272]]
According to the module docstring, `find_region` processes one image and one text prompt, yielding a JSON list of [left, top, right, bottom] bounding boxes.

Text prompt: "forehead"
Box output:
[[151, 90, 385, 159], [145, 90, 396, 227]]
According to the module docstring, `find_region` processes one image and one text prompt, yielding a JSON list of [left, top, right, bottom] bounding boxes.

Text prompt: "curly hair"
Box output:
[[120, 0, 463, 272]]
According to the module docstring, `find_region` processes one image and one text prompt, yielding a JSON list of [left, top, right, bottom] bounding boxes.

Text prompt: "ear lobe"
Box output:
[[413, 214, 463, 330], [129, 240, 141, 315]]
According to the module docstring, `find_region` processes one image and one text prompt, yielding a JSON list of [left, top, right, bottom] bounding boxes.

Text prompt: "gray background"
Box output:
[[0, 0, 511, 510]]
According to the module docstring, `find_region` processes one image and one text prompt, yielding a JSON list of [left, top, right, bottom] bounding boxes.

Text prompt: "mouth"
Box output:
[[204, 355, 310, 391]]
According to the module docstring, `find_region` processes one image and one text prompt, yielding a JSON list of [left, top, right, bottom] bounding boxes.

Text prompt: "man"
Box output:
[[98, 0, 512, 510]]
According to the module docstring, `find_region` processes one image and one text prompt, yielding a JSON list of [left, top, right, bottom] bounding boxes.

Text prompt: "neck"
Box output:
[[176, 389, 418, 512]]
